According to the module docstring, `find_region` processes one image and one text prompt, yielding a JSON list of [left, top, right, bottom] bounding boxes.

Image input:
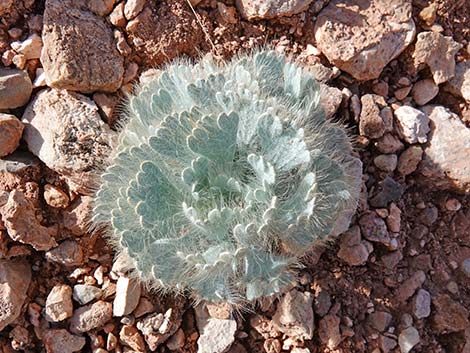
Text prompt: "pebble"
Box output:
[[461, 258, 470, 277], [374, 154, 397, 172], [0, 113, 24, 158], [137, 309, 175, 350], [314, 290, 332, 317], [62, 196, 93, 236], [413, 31, 462, 84], [445, 198, 461, 211], [398, 326, 420, 353], [272, 289, 314, 340], [446, 60, 470, 103], [45, 240, 84, 267], [166, 328, 185, 351], [413, 289, 431, 319], [88, 0, 118, 16], [43, 329, 86, 353], [370, 177, 404, 209], [0, 68, 32, 109], [124, 0, 145, 20], [337, 226, 372, 266], [0, 259, 31, 330], [375, 133, 404, 154], [412, 79, 439, 105], [263, 338, 282, 353], [43, 184, 70, 208], [236, 0, 312, 20], [419, 3, 437, 25], [394, 106, 430, 144], [70, 300, 113, 333], [109, 2, 126, 27], [10, 33, 42, 60], [45, 284, 74, 322], [394, 86, 412, 100], [386, 203, 401, 233], [318, 314, 342, 349], [359, 212, 390, 244], [368, 311, 393, 332], [113, 276, 141, 317], [397, 146, 423, 176], [359, 94, 387, 139], [73, 284, 103, 305], [396, 271, 426, 303], [314, 0, 415, 80], [119, 324, 146, 352], [319, 84, 343, 119]]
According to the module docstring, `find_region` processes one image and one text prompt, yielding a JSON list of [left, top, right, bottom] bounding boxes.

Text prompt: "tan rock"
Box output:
[[88, 0, 118, 16], [44, 184, 70, 208], [0, 190, 57, 251], [419, 106, 470, 193], [412, 79, 439, 106], [124, 0, 145, 20], [41, 0, 124, 92], [236, 0, 312, 20], [413, 32, 462, 85], [445, 60, 470, 103], [45, 284, 74, 322], [43, 329, 86, 353], [397, 146, 422, 176], [0, 114, 23, 158], [394, 105, 430, 144], [120, 325, 146, 352], [314, 0, 415, 81], [0, 68, 32, 109], [0, 259, 31, 330], [10, 33, 42, 60], [359, 94, 388, 139], [69, 300, 113, 333], [113, 276, 141, 317], [109, 2, 126, 27], [22, 89, 114, 194]]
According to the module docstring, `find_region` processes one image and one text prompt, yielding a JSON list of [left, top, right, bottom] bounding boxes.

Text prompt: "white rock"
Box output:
[[124, 0, 145, 20], [10, 33, 43, 60], [398, 326, 420, 353], [413, 289, 431, 319], [236, 0, 313, 20], [394, 106, 430, 144], [73, 284, 102, 305], [113, 276, 141, 316], [446, 60, 470, 103], [45, 284, 74, 322]]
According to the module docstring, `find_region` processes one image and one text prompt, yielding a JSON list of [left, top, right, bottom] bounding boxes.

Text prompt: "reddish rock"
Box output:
[[0, 68, 32, 109], [318, 314, 341, 349], [368, 311, 393, 332], [359, 94, 388, 139], [0, 114, 24, 158], [397, 146, 423, 176], [69, 300, 113, 333], [412, 79, 439, 106], [45, 240, 84, 267], [43, 329, 86, 353], [396, 271, 426, 303], [120, 324, 146, 351], [433, 294, 469, 333], [337, 226, 372, 266], [45, 284, 74, 322]]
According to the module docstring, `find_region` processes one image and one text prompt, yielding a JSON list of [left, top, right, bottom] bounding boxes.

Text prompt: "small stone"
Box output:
[[379, 335, 397, 353], [217, 3, 238, 24], [137, 308, 178, 350], [446, 60, 470, 103], [419, 3, 437, 26], [73, 284, 102, 305], [381, 251, 403, 269], [370, 176, 404, 209], [445, 198, 461, 211], [45, 240, 84, 267], [419, 106, 470, 193], [272, 289, 314, 340], [418, 206, 438, 226], [45, 284, 74, 322], [413, 289, 431, 319], [88, 0, 117, 16], [373, 81, 389, 97], [374, 154, 397, 172], [123, 61, 139, 85], [114, 29, 132, 56], [44, 184, 70, 208], [318, 314, 341, 349], [166, 328, 185, 350], [319, 84, 343, 119], [236, 0, 312, 20], [368, 311, 393, 332], [412, 79, 439, 105], [0, 68, 32, 109], [43, 329, 86, 353], [396, 271, 426, 303], [413, 32, 463, 84], [359, 94, 387, 139], [337, 226, 371, 266], [394, 106, 430, 144], [70, 300, 113, 333], [0, 259, 31, 331], [375, 133, 404, 154], [10, 33, 42, 60], [109, 2, 126, 27], [314, 290, 332, 317], [120, 324, 146, 352], [397, 146, 423, 176], [33, 68, 47, 88], [359, 212, 390, 244], [394, 86, 412, 100], [113, 276, 141, 317], [124, 0, 145, 20], [387, 203, 401, 233], [0, 114, 23, 158], [398, 326, 420, 353]]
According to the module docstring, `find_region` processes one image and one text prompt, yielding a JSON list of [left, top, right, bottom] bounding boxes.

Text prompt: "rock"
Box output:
[[359, 94, 388, 139], [120, 324, 146, 352], [412, 79, 439, 106], [394, 106, 430, 144], [0, 151, 40, 191], [368, 311, 393, 332], [45, 240, 84, 267], [272, 289, 314, 340], [113, 276, 141, 316], [0, 68, 32, 109], [124, 0, 145, 20], [314, 0, 415, 81], [10, 33, 42, 60], [413, 289, 431, 319], [0, 114, 23, 158], [0, 190, 57, 251], [397, 146, 423, 176], [236, 0, 312, 20], [419, 3, 437, 25], [22, 89, 114, 193], [320, 84, 343, 119], [398, 326, 420, 353], [43, 184, 70, 208], [375, 133, 404, 154], [396, 271, 426, 303], [433, 294, 469, 333], [41, 0, 124, 92], [314, 290, 332, 317], [374, 154, 397, 172], [446, 60, 470, 103], [73, 284, 102, 305], [337, 225, 372, 266], [462, 258, 470, 277], [386, 203, 401, 233], [125, 2, 204, 66], [419, 106, 470, 193], [0, 259, 31, 330], [166, 328, 185, 350], [88, 0, 118, 16], [62, 196, 93, 235], [359, 212, 390, 244], [43, 329, 86, 353], [45, 284, 74, 322], [318, 314, 341, 349], [69, 300, 113, 333], [263, 338, 281, 353], [379, 335, 397, 353], [195, 304, 237, 353], [413, 32, 463, 85], [370, 177, 404, 209], [137, 309, 180, 351]]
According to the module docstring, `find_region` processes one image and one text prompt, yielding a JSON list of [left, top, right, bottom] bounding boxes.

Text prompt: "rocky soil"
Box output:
[[1, 0, 470, 352]]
